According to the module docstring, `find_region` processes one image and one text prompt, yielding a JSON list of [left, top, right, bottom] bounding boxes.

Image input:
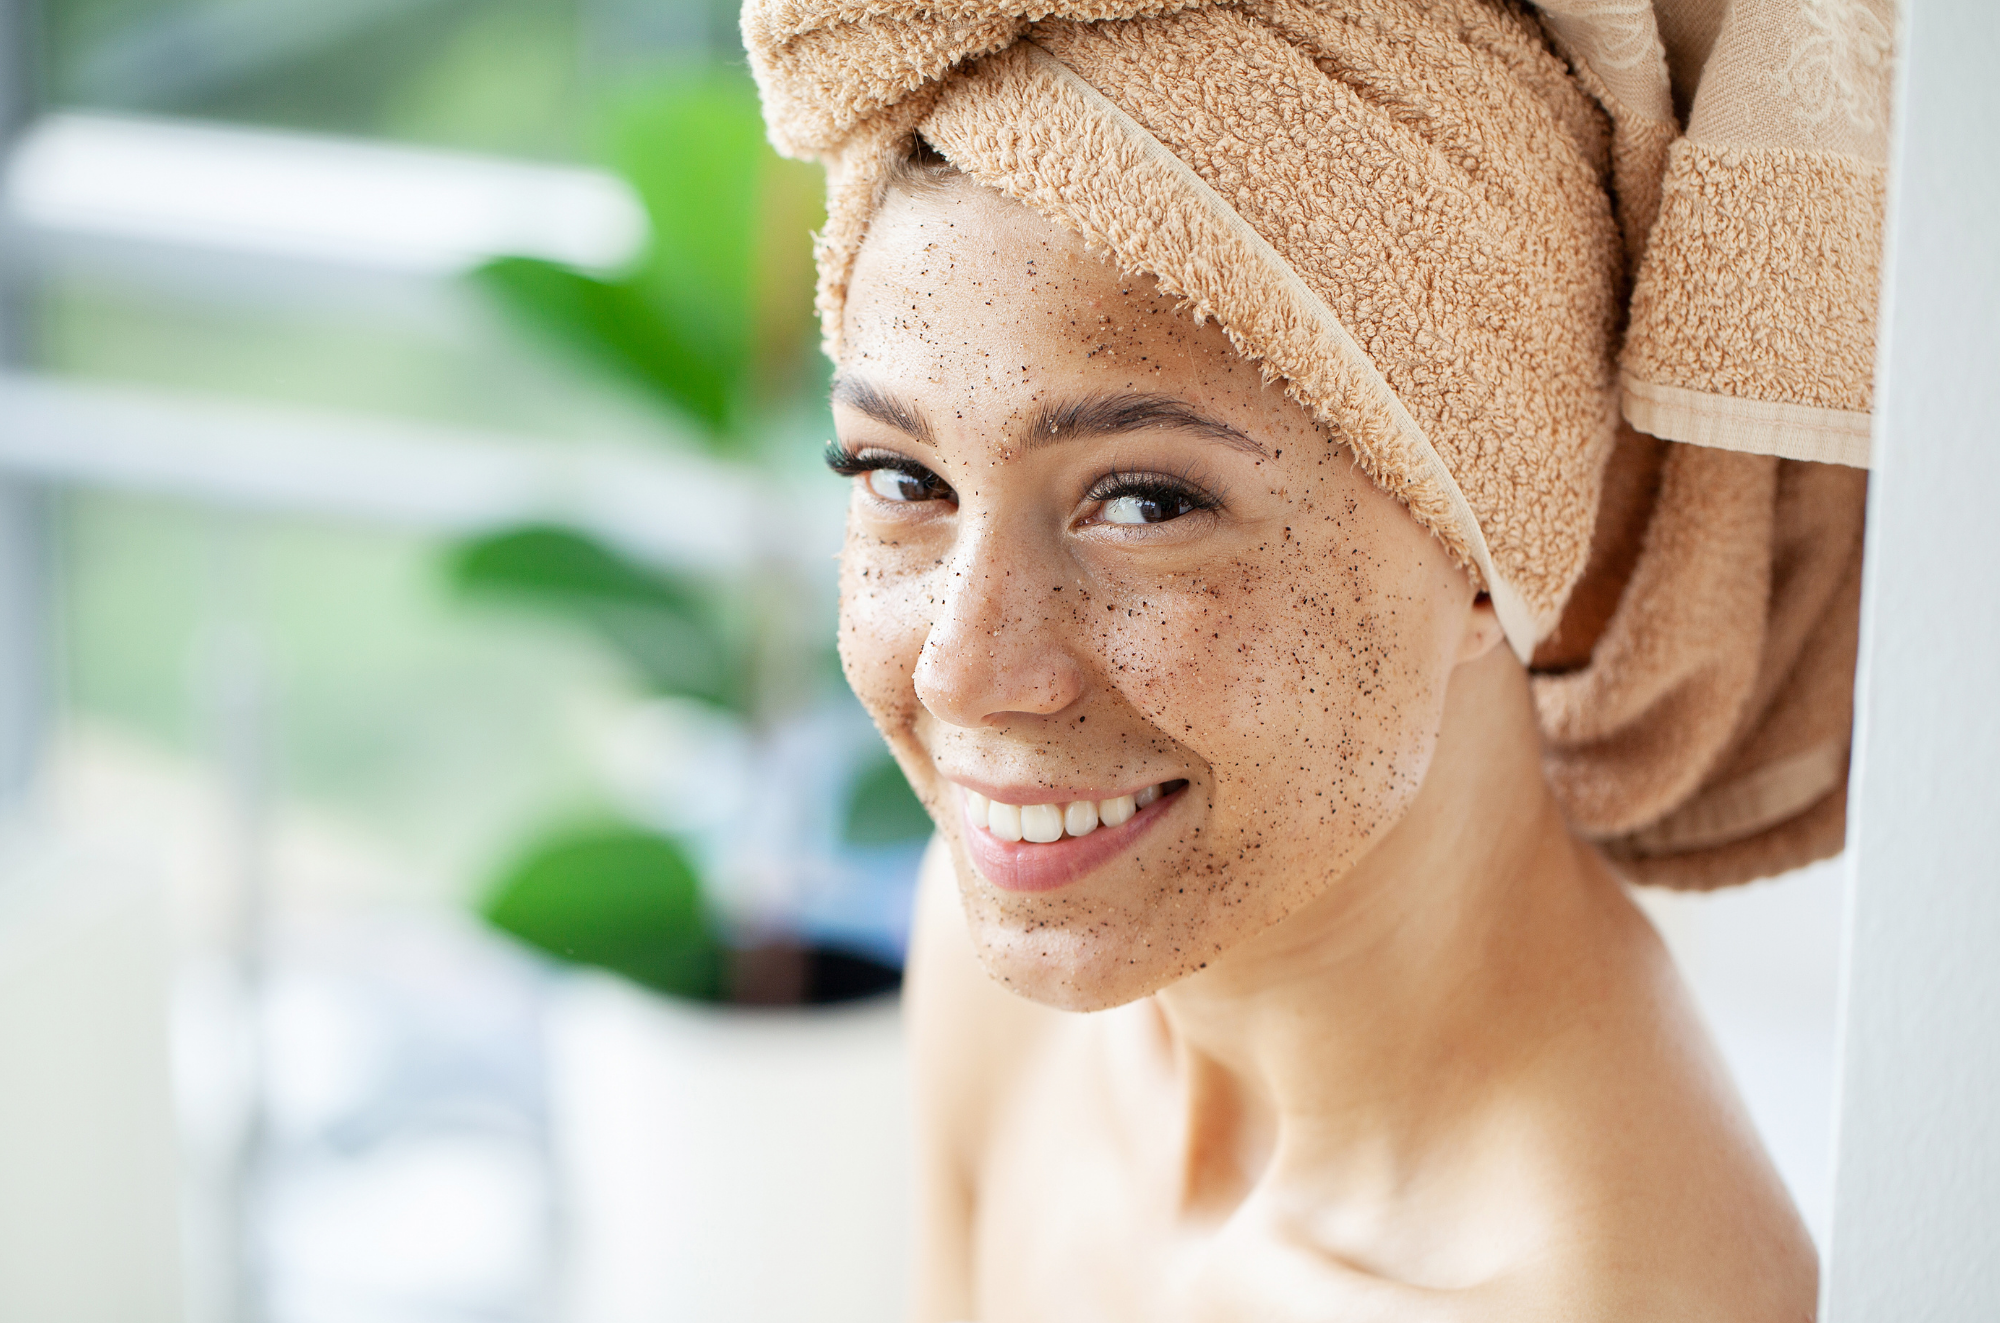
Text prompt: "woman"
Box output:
[[747, 0, 1886, 1316]]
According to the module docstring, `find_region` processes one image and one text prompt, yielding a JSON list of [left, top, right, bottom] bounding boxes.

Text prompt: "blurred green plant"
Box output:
[[450, 523, 746, 712], [470, 71, 822, 454], [485, 823, 726, 1000], [460, 68, 928, 1002]]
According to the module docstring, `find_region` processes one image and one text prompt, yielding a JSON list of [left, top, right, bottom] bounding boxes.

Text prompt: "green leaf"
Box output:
[[449, 525, 746, 711], [841, 754, 935, 845], [608, 74, 769, 361], [450, 522, 696, 608], [484, 824, 726, 1001], [471, 255, 736, 434], [469, 68, 827, 455]]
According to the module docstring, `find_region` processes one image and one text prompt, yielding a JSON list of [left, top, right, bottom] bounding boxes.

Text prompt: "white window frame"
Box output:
[[1824, 0, 2000, 1314]]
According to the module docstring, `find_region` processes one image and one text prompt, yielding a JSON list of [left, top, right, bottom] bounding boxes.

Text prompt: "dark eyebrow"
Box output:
[[831, 374, 935, 447], [1021, 392, 1267, 458], [831, 377, 1267, 459]]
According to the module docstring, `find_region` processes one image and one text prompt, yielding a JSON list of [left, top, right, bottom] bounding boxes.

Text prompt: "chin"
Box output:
[[963, 910, 1199, 1012], [946, 837, 1271, 1013]]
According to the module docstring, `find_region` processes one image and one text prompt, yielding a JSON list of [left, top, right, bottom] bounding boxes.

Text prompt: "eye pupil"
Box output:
[[865, 466, 946, 502], [1104, 491, 1193, 525]]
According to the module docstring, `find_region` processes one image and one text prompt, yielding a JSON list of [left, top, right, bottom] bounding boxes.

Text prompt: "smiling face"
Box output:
[[835, 175, 1491, 1011]]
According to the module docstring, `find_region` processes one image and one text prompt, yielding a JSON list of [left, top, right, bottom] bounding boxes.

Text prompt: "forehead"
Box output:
[[842, 178, 1265, 404]]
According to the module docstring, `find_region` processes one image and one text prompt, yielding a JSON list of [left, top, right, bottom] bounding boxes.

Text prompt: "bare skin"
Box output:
[[833, 176, 1816, 1322]]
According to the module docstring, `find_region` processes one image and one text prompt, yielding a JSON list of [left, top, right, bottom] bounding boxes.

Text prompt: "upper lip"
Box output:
[[940, 773, 1177, 804]]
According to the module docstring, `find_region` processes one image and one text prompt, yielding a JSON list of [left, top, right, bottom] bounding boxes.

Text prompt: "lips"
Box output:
[[957, 780, 1188, 892]]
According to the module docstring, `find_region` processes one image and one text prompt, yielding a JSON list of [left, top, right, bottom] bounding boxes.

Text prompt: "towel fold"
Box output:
[[1527, 0, 1888, 886]]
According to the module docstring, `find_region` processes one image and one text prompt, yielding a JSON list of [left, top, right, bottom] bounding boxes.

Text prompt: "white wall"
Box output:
[[0, 826, 186, 1321], [1640, 860, 1846, 1247], [1823, 0, 2000, 1316]]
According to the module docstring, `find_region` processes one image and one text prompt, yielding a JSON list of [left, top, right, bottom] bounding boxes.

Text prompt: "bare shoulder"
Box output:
[[1503, 889, 1819, 1322], [1211, 896, 1818, 1323]]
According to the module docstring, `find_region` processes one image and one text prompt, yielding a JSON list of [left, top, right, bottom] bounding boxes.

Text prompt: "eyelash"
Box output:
[[824, 441, 957, 500], [1082, 468, 1224, 516], [823, 441, 1224, 519], [825, 440, 913, 478]]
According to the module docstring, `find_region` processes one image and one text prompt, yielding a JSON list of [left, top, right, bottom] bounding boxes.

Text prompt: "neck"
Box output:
[[1149, 648, 1618, 1205]]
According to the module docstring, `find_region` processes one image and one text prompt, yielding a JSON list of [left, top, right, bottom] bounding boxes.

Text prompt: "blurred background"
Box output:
[[0, 1, 928, 1318], [0, 1, 1847, 1320]]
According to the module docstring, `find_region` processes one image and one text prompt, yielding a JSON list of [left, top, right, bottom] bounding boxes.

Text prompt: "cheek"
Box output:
[[836, 526, 933, 735], [1095, 540, 1450, 829]]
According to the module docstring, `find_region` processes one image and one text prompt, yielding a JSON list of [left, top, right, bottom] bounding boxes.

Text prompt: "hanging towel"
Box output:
[[1528, 0, 1889, 886]]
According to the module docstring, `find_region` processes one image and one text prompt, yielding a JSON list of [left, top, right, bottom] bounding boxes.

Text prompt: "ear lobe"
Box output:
[[1456, 591, 1508, 666]]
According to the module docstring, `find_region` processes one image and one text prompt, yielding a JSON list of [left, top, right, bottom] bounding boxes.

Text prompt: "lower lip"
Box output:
[[961, 787, 1184, 893]]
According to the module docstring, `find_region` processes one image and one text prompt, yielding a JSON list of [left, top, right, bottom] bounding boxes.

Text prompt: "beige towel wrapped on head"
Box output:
[[745, 0, 1893, 889], [1529, 0, 1889, 886]]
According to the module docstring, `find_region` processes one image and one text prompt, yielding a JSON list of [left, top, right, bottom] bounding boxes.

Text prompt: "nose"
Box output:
[[912, 532, 1088, 728]]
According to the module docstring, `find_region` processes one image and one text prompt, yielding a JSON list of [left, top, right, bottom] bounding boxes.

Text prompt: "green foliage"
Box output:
[[448, 524, 747, 712], [469, 69, 823, 454], [457, 66, 850, 1003], [841, 754, 935, 846], [608, 74, 767, 380], [484, 824, 726, 1001], [473, 256, 738, 434]]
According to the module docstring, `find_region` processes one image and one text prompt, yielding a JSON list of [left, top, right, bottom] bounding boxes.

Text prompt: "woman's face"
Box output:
[[837, 177, 1484, 1011]]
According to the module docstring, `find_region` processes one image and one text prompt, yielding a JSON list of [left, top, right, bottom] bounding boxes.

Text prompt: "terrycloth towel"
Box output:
[[744, 0, 1893, 888], [1526, 0, 1888, 886]]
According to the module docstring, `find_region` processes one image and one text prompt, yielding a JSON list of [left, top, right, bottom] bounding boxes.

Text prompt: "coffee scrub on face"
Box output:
[[743, 0, 1889, 1317], [836, 177, 1483, 1011]]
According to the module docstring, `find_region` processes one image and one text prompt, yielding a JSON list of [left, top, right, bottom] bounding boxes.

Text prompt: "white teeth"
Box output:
[[987, 800, 1024, 842], [967, 783, 1170, 843], [1020, 803, 1064, 843]]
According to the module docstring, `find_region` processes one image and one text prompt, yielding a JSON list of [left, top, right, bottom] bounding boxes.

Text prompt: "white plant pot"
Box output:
[[547, 971, 910, 1323]]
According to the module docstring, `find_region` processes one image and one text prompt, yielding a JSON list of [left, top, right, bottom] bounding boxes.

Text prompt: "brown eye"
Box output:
[[865, 465, 951, 503], [1102, 492, 1196, 525], [1083, 471, 1221, 527]]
